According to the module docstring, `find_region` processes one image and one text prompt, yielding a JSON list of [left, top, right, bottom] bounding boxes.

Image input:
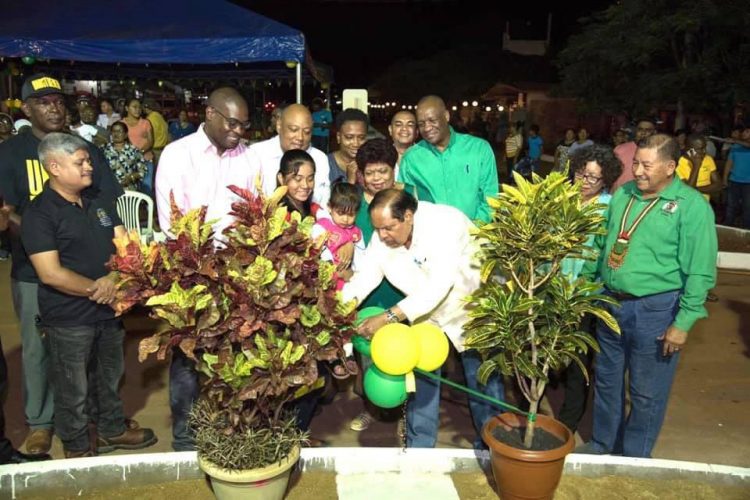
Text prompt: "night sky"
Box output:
[[241, 0, 613, 88]]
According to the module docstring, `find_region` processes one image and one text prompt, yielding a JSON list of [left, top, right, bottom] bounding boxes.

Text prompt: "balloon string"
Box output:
[[413, 368, 531, 418]]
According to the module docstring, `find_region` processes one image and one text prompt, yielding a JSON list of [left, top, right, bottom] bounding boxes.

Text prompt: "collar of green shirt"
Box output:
[[422, 126, 458, 154], [623, 175, 683, 202]]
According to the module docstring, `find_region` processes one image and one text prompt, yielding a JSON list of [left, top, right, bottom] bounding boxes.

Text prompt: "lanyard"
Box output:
[[608, 195, 660, 270]]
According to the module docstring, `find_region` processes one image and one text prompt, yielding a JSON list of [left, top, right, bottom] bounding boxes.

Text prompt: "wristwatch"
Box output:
[[384, 308, 399, 324]]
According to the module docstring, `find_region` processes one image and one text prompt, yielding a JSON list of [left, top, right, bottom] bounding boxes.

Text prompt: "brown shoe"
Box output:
[[96, 427, 157, 454], [64, 449, 95, 459], [125, 418, 140, 430], [25, 428, 53, 455]]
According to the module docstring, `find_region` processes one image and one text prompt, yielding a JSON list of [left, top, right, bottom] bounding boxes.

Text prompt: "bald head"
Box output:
[[415, 95, 450, 148], [277, 103, 313, 151], [417, 95, 447, 114], [204, 86, 248, 154], [207, 87, 246, 110]]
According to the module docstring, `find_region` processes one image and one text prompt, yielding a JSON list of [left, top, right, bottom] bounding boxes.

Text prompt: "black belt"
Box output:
[[604, 288, 638, 300], [605, 288, 681, 301]]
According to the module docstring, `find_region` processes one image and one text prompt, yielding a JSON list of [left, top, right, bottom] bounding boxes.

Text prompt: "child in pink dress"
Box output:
[[311, 183, 365, 290], [312, 183, 364, 379]]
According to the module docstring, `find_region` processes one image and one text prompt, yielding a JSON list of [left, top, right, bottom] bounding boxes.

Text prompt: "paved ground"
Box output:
[[1, 260, 748, 467]]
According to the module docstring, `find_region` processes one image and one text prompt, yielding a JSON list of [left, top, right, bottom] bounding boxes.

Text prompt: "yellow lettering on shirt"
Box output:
[[26, 159, 49, 200]]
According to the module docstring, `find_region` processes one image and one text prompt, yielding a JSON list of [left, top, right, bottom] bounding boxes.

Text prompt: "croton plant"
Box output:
[[109, 185, 357, 468]]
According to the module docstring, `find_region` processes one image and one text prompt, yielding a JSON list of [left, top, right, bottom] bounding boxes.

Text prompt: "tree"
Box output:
[[556, 0, 750, 118], [464, 172, 618, 447]]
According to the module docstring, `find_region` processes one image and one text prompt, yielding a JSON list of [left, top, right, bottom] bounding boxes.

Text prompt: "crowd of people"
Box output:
[[0, 70, 745, 464]]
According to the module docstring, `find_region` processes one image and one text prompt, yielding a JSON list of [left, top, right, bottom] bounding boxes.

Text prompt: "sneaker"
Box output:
[[349, 411, 374, 432], [96, 427, 157, 454]]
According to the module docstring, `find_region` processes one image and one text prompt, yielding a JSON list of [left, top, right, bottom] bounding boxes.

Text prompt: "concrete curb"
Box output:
[[1, 448, 748, 498]]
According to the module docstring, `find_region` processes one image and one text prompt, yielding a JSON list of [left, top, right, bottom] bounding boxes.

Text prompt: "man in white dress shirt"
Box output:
[[343, 189, 505, 449], [248, 104, 331, 206]]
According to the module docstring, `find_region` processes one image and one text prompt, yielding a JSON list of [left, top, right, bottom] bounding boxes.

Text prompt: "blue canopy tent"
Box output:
[[0, 0, 327, 102]]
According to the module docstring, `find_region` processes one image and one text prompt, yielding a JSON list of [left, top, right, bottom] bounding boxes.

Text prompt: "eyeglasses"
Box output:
[[574, 172, 603, 184], [210, 106, 251, 131]]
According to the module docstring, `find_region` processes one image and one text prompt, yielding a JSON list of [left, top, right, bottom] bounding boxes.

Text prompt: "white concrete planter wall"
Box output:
[[1, 448, 748, 499], [717, 225, 750, 271]]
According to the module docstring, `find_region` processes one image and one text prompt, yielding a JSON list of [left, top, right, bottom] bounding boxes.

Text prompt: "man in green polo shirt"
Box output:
[[398, 95, 498, 223], [578, 134, 717, 458]]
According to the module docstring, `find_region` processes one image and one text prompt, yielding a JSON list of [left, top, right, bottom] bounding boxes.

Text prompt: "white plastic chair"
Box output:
[[116, 190, 154, 242]]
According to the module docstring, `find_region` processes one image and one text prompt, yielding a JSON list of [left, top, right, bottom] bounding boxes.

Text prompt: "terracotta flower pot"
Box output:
[[482, 413, 574, 500], [197, 445, 300, 500]]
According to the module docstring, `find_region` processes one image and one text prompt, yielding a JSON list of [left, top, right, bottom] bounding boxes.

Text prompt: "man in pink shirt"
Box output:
[[154, 87, 259, 451], [155, 87, 259, 238], [611, 118, 657, 192]]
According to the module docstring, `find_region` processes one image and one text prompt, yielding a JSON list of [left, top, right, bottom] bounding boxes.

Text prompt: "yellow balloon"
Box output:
[[371, 323, 420, 376], [413, 323, 450, 372]]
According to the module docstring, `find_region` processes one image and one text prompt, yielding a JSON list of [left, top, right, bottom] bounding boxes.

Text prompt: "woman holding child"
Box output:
[[276, 149, 364, 445]]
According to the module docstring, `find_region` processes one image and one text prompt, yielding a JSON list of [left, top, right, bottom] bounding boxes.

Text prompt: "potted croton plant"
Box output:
[[109, 186, 357, 500], [464, 171, 620, 500]]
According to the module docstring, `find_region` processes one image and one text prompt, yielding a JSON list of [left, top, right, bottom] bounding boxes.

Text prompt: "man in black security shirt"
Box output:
[[0, 73, 123, 456], [21, 133, 156, 458]]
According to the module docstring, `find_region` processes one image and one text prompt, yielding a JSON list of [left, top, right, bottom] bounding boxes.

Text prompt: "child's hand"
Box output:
[[336, 242, 355, 270]]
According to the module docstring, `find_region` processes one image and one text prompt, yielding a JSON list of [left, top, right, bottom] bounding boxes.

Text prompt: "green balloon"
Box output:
[[363, 366, 407, 409], [352, 335, 371, 357], [21, 55, 36, 65], [356, 306, 385, 326]]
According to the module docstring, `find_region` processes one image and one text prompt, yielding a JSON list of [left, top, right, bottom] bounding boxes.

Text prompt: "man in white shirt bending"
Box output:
[[342, 189, 505, 449]]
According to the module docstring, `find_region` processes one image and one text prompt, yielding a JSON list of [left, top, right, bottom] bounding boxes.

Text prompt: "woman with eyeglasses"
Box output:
[[557, 143, 622, 437], [103, 121, 148, 191]]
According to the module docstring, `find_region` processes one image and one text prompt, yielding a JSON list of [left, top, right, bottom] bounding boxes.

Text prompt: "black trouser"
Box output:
[[557, 314, 595, 433], [0, 336, 14, 461], [46, 320, 127, 452], [0, 230, 10, 256], [290, 361, 330, 431], [169, 347, 200, 451]]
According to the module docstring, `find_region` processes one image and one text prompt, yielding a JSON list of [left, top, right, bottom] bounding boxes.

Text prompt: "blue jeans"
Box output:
[[407, 349, 505, 449], [169, 348, 200, 451], [46, 320, 126, 452], [590, 290, 681, 457], [11, 280, 54, 430], [725, 181, 750, 228]]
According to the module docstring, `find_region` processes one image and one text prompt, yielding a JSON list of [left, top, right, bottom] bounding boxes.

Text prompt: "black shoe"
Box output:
[[0, 449, 52, 465]]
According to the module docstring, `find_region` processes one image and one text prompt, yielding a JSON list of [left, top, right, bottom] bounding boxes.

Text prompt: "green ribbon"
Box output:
[[414, 368, 531, 419], [353, 334, 535, 421]]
